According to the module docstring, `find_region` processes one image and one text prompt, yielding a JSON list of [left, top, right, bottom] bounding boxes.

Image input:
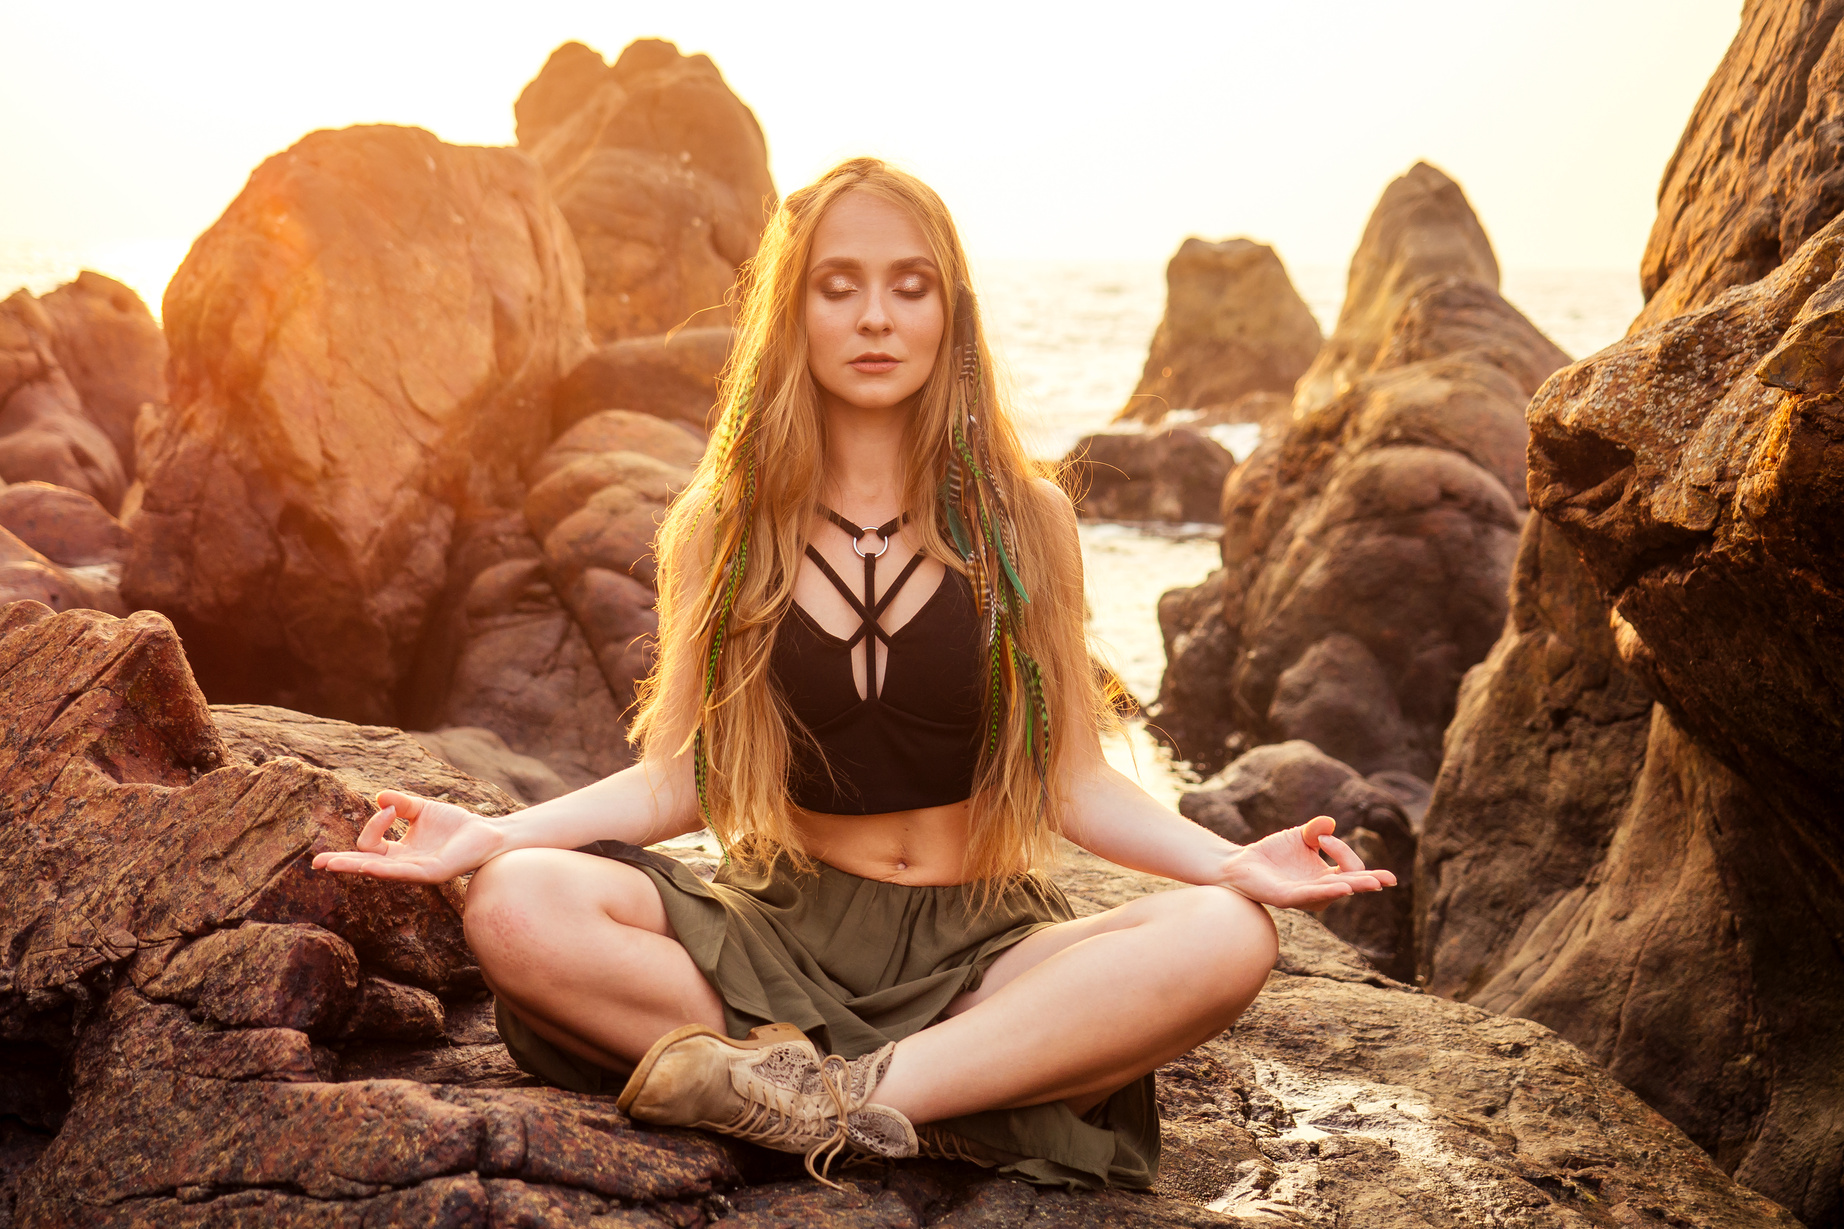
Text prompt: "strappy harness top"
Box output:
[[770, 507, 985, 815]]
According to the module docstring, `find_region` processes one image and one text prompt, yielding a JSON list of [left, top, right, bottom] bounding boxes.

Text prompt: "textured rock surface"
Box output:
[[518, 40, 772, 342], [0, 602, 1799, 1228], [1066, 427, 1232, 523], [1637, 0, 1844, 330], [0, 289, 130, 510], [412, 725, 571, 805], [1118, 239, 1322, 425], [122, 123, 589, 725], [1150, 164, 1567, 778], [1423, 216, 1844, 1227], [0, 481, 127, 567], [554, 325, 733, 433], [1178, 742, 1416, 981]]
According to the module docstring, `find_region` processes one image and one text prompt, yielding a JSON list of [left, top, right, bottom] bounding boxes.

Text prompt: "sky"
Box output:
[[1, 0, 1741, 297]]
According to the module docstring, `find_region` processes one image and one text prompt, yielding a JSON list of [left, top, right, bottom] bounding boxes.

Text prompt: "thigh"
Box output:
[[942, 890, 1164, 1016], [465, 847, 678, 943]]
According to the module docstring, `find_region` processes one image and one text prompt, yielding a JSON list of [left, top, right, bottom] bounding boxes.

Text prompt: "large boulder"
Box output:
[[1149, 163, 1568, 778], [1065, 426, 1232, 523], [553, 325, 733, 433], [1117, 238, 1322, 425], [122, 124, 589, 725], [0, 291, 129, 511], [37, 271, 167, 472], [0, 601, 1799, 1228], [517, 40, 773, 343]]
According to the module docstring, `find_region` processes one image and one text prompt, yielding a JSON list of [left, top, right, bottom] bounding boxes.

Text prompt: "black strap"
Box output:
[[808, 505, 919, 700]]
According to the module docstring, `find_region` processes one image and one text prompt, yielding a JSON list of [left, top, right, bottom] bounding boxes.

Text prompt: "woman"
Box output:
[[313, 157, 1393, 1190]]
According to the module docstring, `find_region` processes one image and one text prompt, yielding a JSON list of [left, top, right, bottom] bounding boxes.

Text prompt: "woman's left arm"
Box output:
[[1029, 477, 1394, 909]]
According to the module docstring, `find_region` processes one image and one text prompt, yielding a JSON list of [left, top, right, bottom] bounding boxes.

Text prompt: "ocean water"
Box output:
[[1, 240, 1640, 797]]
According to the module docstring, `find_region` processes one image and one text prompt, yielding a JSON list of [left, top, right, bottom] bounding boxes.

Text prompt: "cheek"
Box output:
[[805, 294, 851, 356]]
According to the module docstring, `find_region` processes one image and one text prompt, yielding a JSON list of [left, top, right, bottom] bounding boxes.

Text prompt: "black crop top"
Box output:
[[770, 509, 985, 814]]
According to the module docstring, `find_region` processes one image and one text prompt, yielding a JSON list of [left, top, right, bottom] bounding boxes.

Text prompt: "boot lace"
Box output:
[[714, 1051, 859, 1190]]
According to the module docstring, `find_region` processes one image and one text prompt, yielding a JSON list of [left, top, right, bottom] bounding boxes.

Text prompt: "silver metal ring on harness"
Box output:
[[852, 527, 891, 558]]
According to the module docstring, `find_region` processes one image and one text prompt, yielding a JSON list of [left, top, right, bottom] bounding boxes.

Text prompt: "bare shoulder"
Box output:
[[1024, 476, 1080, 535]]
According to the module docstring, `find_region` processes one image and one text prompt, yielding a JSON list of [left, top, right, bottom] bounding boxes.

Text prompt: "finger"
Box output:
[[1298, 816, 1337, 850], [376, 790, 424, 820], [355, 805, 398, 853], [1285, 881, 1355, 909], [1317, 833, 1368, 874], [314, 852, 444, 883]]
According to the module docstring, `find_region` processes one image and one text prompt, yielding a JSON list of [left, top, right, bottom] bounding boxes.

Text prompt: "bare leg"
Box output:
[[463, 848, 724, 1069], [870, 886, 1278, 1124]]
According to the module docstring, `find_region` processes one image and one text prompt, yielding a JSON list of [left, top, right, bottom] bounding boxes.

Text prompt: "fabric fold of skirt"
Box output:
[[493, 841, 1159, 1190]]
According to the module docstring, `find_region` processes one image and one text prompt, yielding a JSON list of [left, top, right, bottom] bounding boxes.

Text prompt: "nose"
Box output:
[[857, 287, 893, 337]]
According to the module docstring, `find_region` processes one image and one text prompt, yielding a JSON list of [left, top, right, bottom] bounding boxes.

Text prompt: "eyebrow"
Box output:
[[810, 255, 939, 274]]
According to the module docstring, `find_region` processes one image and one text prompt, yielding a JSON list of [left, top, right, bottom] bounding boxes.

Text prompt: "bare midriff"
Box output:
[[791, 799, 976, 885]]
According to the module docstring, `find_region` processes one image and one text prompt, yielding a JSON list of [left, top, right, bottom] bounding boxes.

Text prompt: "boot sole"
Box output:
[[616, 1021, 809, 1116]]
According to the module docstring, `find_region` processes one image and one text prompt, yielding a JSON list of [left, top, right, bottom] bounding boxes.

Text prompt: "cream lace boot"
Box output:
[[616, 1023, 918, 1186]]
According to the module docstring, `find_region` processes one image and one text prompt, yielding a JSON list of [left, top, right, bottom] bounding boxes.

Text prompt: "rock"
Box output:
[[411, 726, 570, 806], [541, 460, 686, 592], [0, 525, 124, 615], [37, 271, 166, 471], [1064, 427, 1231, 523], [0, 481, 127, 566], [0, 290, 128, 511], [122, 124, 589, 726], [1117, 238, 1322, 424], [1422, 217, 1844, 1225], [518, 41, 773, 342], [0, 606, 1800, 1228], [1149, 163, 1567, 779], [534, 407, 706, 482], [1178, 741, 1415, 979], [142, 923, 360, 1036], [434, 557, 635, 789], [554, 326, 734, 434], [526, 445, 693, 541], [561, 565, 659, 711], [1636, 1, 1844, 330]]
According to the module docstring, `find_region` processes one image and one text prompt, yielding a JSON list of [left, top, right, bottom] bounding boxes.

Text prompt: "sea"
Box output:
[[0, 240, 1641, 801]]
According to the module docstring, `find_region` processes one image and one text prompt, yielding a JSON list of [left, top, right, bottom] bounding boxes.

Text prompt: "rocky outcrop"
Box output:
[[1149, 164, 1568, 778], [0, 600, 1799, 1228], [1066, 426, 1231, 523], [1118, 238, 1322, 425], [0, 289, 134, 511], [410, 726, 570, 806], [554, 324, 732, 433], [123, 124, 590, 726], [1421, 213, 1844, 1228], [37, 271, 167, 472], [517, 40, 773, 343], [1637, 0, 1844, 330]]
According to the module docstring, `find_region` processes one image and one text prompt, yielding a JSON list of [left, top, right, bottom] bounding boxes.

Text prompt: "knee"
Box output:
[[463, 848, 559, 963], [1160, 887, 1279, 998]]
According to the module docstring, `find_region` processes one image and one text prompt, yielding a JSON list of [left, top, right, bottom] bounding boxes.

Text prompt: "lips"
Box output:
[[850, 352, 899, 374]]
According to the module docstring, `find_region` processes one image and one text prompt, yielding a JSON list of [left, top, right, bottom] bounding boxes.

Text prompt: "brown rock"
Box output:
[[525, 446, 693, 541], [38, 271, 166, 471], [518, 40, 774, 342], [563, 566, 659, 710], [143, 923, 360, 1036], [0, 291, 128, 511], [1064, 427, 1231, 523], [122, 124, 589, 725], [0, 524, 125, 615], [1149, 164, 1567, 779], [1117, 238, 1322, 424], [1178, 741, 1416, 979], [0, 480, 127, 566], [1637, 1, 1844, 330], [337, 975, 445, 1042], [554, 327, 733, 434], [411, 726, 570, 806]]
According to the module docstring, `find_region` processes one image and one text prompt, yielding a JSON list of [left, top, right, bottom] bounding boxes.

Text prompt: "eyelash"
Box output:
[[818, 279, 931, 300]]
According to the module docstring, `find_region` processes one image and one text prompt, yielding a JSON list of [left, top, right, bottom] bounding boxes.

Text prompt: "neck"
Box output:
[[819, 389, 913, 520]]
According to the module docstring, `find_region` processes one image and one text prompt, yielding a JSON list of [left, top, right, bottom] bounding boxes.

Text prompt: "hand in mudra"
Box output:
[[311, 790, 497, 884], [1220, 815, 1397, 912]]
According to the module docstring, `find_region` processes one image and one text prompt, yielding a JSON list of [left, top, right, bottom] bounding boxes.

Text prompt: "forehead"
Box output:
[[808, 190, 932, 267]]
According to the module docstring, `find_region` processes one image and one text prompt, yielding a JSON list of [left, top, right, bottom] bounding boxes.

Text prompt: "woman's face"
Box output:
[[804, 190, 945, 413]]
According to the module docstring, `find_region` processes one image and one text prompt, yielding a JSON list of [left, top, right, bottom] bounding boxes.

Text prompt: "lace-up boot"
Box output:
[[616, 1023, 917, 1185]]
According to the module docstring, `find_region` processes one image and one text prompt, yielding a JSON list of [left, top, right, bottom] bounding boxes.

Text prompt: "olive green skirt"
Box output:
[[494, 840, 1159, 1189]]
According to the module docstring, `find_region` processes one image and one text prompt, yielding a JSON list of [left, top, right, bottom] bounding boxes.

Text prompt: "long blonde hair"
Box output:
[[629, 157, 1107, 881]]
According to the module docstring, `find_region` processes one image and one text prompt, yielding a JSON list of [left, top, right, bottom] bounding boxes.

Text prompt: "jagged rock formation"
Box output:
[[1149, 164, 1568, 779], [0, 276, 160, 512], [121, 124, 591, 728], [0, 600, 1800, 1227], [517, 40, 773, 344], [1117, 239, 1322, 425], [1066, 427, 1232, 523], [554, 324, 732, 434], [0, 482, 129, 615]]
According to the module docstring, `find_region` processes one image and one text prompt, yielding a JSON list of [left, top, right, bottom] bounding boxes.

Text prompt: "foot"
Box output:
[[617, 1023, 917, 1185]]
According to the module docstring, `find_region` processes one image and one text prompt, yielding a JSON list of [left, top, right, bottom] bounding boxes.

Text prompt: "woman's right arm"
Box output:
[[310, 751, 704, 884]]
